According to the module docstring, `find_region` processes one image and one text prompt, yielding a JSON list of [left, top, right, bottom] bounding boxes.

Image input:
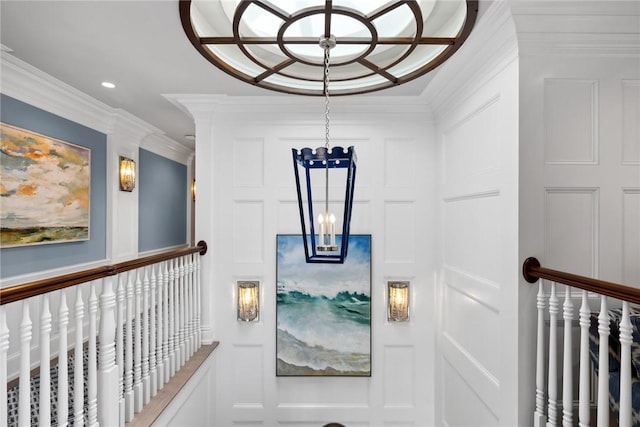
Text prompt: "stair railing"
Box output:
[[1, 241, 207, 427], [523, 257, 640, 427]]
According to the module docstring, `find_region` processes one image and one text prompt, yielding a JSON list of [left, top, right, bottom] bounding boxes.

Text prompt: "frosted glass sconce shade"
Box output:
[[238, 281, 259, 322], [119, 156, 136, 192], [388, 281, 410, 322]]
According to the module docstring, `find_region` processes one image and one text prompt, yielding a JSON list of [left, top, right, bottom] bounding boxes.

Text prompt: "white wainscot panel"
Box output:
[[623, 189, 640, 284], [234, 137, 265, 187], [544, 188, 598, 276], [442, 94, 500, 197], [277, 200, 301, 235], [384, 138, 417, 188], [443, 194, 501, 283], [384, 346, 415, 408], [232, 345, 264, 407], [233, 201, 264, 263], [544, 79, 598, 164], [384, 201, 415, 263], [442, 277, 500, 379], [442, 357, 498, 426], [277, 377, 369, 406], [622, 80, 640, 165]]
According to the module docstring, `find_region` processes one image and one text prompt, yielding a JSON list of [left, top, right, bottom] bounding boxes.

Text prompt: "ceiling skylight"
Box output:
[[180, 0, 478, 96]]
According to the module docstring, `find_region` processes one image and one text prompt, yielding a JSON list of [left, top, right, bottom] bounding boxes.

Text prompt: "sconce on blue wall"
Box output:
[[119, 156, 136, 192]]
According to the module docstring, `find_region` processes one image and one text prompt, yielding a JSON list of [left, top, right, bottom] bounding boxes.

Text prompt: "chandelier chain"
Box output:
[[324, 45, 330, 150], [323, 41, 331, 215]]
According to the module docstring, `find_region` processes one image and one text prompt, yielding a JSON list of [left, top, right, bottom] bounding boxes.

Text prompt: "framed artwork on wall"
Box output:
[[276, 234, 371, 376], [0, 122, 91, 247]]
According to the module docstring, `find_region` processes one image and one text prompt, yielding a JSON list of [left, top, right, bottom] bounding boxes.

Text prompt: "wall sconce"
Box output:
[[388, 281, 410, 322], [237, 281, 259, 322], [191, 178, 196, 202], [119, 156, 136, 192]]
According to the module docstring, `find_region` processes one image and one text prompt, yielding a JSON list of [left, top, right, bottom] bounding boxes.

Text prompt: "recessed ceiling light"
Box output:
[[101, 81, 116, 89]]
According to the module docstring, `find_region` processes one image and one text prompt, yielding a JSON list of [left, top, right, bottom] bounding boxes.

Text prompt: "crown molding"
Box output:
[[1, 51, 192, 159], [1, 51, 115, 133], [141, 133, 193, 165], [511, 0, 640, 56], [165, 93, 431, 117]]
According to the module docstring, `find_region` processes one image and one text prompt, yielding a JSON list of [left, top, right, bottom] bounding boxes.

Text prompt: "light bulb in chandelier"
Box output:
[[317, 211, 338, 252]]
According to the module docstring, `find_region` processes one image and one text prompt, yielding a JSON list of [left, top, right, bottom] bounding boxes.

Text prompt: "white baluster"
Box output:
[[18, 301, 32, 427], [168, 259, 176, 377], [73, 287, 85, 427], [547, 282, 559, 427], [619, 301, 632, 427], [534, 281, 547, 427], [116, 274, 126, 426], [185, 254, 195, 360], [149, 264, 158, 397], [39, 294, 52, 426], [156, 262, 166, 388], [179, 256, 186, 367], [142, 266, 151, 404], [561, 287, 573, 427], [58, 293, 70, 427], [124, 271, 134, 421], [134, 269, 143, 412], [187, 254, 195, 357], [195, 254, 202, 349], [0, 306, 9, 427], [578, 290, 591, 427], [98, 275, 119, 427], [87, 283, 98, 427], [162, 261, 170, 382], [597, 296, 610, 427]]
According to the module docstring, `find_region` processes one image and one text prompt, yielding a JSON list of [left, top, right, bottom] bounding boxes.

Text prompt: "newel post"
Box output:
[[98, 274, 120, 426]]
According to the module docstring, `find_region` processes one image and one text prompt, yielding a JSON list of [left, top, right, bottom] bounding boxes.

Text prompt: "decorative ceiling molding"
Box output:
[[422, 0, 518, 114], [164, 93, 432, 117], [179, 0, 478, 96]]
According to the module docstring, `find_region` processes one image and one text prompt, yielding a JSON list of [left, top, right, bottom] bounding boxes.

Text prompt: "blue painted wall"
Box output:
[[0, 94, 107, 278], [138, 148, 187, 251]]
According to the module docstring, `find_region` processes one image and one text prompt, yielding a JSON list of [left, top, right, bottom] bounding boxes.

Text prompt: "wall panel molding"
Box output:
[[622, 188, 640, 285], [622, 80, 640, 165], [441, 333, 500, 413], [233, 137, 265, 188], [443, 266, 500, 309], [544, 187, 600, 277], [544, 78, 599, 165], [232, 200, 265, 264], [384, 201, 416, 264]]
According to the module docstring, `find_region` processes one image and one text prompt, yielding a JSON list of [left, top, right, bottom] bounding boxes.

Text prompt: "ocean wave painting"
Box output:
[[276, 234, 371, 376]]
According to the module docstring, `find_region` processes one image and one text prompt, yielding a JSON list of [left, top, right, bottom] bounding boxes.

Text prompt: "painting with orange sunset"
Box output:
[[1, 122, 90, 247]]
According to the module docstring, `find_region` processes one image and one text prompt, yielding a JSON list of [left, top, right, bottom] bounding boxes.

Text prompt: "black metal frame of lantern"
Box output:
[[292, 146, 357, 264]]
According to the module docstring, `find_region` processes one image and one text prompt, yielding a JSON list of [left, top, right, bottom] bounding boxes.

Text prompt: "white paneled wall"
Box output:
[[427, 2, 521, 425], [516, 2, 640, 426], [175, 96, 436, 426]]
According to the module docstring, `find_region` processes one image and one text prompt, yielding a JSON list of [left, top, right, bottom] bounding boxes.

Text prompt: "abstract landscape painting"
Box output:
[[276, 234, 371, 376], [1, 122, 90, 247]]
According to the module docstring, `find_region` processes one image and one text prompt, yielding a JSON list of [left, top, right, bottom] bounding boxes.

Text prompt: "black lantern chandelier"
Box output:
[[292, 35, 356, 263]]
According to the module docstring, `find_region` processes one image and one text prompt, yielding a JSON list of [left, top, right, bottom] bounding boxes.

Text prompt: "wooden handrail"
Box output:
[[0, 240, 208, 306], [523, 256, 640, 305]]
